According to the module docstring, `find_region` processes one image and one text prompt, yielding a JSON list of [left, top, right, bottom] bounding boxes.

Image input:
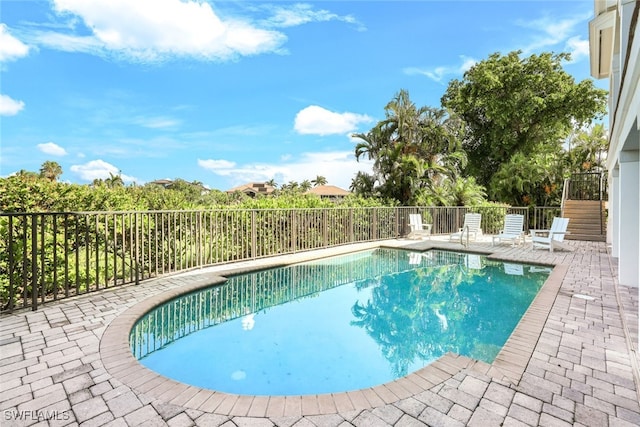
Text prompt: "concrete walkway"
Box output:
[[1, 238, 638, 426]]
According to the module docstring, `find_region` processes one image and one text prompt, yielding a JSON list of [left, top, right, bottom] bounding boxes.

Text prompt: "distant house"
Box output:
[[148, 179, 173, 188], [226, 182, 276, 197], [306, 185, 351, 200]]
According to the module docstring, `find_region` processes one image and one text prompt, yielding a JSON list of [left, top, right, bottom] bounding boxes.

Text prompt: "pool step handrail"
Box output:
[[460, 225, 470, 248]]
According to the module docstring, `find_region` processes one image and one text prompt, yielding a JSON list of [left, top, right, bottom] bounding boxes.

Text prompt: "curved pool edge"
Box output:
[[100, 245, 566, 417]]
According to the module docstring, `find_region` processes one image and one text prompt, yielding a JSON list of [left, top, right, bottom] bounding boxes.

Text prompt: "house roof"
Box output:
[[306, 185, 351, 196], [226, 182, 275, 195], [149, 179, 173, 186]]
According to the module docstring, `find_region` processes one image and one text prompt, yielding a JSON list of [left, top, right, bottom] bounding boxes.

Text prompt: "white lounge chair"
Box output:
[[503, 263, 524, 275], [530, 217, 571, 253], [492, 214, 525, 247], [450, 213, 482, 242], [408, 213, 432, 240]]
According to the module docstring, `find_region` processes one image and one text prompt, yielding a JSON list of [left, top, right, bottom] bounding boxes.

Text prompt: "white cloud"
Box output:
[[39, 0, 286, 62], [294, 106, 373, 136], [0, 94, 25, 116], [70, 159, 136, 182], [37, 142, 68, 156], [197, 159, 237, 171], [135, 116, 181, 129], [404, 56, 476, 83], [263, 3, 365, 31], [565, 36, 589, 63], [516, 11, 592, 55], [199, 151, 374, 190], [0, 24, 29, 62]]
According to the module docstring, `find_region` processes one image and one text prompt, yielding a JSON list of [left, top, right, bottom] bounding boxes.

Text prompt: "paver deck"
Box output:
[[1, 237, 639, 426]]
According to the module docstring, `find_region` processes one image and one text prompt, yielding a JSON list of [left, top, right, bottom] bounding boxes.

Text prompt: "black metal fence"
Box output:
[[566, 172, 608, 201], [0, 206, 558, 313]]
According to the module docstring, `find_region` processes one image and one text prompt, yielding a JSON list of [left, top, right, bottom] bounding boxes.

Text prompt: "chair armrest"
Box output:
[[530, 229, 550, 236]]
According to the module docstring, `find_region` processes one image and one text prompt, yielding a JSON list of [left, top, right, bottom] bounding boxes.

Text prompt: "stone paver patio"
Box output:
[[1, 237, 639, 426]]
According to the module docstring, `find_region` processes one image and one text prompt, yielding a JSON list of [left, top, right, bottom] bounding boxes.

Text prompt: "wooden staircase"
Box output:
[[562, 200, 606, 241], [561, 172, 607, 242]]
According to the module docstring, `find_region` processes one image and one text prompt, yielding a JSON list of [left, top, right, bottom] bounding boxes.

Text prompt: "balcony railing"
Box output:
[[0, 206, 556, 313]]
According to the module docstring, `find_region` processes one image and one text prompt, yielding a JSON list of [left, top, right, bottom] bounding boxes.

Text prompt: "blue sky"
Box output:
[[1, 0, 604, 191]]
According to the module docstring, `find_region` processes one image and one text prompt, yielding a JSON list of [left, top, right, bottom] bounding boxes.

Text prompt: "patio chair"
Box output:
[[492, 214, 525, 247], [450, 213, 482, 242], [530, 217, 571, 253], [408, 213, 432, 240]]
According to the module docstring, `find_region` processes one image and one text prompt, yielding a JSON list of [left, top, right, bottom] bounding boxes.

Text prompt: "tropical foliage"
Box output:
[[351, 51, 608, 207], [0, 168, 391, 214], [352, 90, 471, 205], [441, 50, 607, 205]]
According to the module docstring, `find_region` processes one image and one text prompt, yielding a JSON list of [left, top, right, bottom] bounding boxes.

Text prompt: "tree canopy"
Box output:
[[353, 89, 470, 205], [441, 51, 608, 204]]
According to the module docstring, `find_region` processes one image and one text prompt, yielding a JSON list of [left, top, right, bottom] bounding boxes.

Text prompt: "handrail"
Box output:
[[599, 173, 605, 235], [561, 178, 570, 213], [460, 225, 469, 248], [565, 172, 608, 201], [562, 172, 608, 236]]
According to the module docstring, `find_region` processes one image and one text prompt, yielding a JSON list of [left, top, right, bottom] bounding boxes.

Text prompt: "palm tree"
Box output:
[[15, 169, 39, 181], [312, 175, 327, 187], [352, 89, 473, 205], [350, 172, 376, 196], [105, 172, 124, 188], [265, 178, 278, 188], [568, 123, 608, 171], [39, 161, 63, 182]]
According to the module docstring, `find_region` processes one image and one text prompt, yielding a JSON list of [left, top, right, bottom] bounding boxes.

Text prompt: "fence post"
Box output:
[[251, 210, 257, 259], [372, 208, 377, 241], [31, 215, 38, 311], [135, 212, 140, 285]]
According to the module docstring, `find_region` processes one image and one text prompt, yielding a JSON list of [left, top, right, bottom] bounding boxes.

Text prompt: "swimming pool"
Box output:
[[130, 248, 550, 395]]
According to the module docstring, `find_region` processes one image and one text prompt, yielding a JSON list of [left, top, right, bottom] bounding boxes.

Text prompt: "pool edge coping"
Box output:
[[100, 242, 565, 417]]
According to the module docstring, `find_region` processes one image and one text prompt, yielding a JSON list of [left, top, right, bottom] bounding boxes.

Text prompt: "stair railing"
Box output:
[[563, 171, 608, 236], [561, 178, 570, 215]]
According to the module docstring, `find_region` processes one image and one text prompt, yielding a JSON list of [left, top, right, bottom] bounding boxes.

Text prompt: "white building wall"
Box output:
[[592, 0, 640, 348], [617, 150, 639, 288], [607, 168, 619, 256]]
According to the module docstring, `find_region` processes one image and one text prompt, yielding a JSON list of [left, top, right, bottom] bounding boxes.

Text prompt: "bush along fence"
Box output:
[[0, 206, 559, 313]]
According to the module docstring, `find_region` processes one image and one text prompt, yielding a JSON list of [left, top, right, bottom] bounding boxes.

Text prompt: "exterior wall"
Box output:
[[590, 0, 640, 346], [618, 150, 639, 287]]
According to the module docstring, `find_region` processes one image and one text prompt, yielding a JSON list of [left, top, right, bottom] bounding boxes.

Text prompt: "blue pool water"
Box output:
[[130, 248, 550, 396]]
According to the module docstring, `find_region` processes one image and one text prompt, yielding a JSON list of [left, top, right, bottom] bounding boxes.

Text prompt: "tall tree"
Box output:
[[300, 180, 312, 191], [350, 171, 376, 196], [441, 51, 607, 202], [566, 123, 608, 172], [265, 178, 278, 188], [353, 90, 470, 205], [39, 161, 63, 182], [104, 172, 124, 188], [312, 175, 327, 187]]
